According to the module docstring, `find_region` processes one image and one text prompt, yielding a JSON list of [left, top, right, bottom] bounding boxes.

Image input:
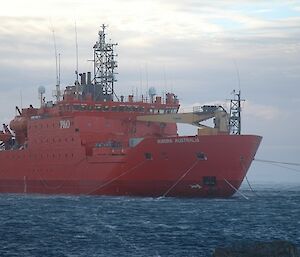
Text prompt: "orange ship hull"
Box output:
[[0, 135, 261, 197]]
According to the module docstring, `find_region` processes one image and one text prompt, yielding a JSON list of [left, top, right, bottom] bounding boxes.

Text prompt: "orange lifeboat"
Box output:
[[10, 116, 27, 132], [9, 116, 28, 145], [0, 131, 12, 142]]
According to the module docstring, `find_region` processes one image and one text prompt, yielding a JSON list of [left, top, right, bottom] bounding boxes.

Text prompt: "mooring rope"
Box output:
[[33, 157, 86, 191], [224, 178, 249, 200], [240, 158, 257, 195], [86, 160, 146, 195], [33, 169, 66, 190], [254, 158, 300, 173], [254, 158, 300, 166], [160, 160, 199, 198], [245, 175, 257, 195]]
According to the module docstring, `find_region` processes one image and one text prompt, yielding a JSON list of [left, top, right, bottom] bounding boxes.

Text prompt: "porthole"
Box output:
[[144, 152, 152, 160], [196, 152, 207, 160]]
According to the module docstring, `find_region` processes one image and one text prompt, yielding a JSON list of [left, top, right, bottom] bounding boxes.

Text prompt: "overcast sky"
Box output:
[[0, 0, 299, 184]]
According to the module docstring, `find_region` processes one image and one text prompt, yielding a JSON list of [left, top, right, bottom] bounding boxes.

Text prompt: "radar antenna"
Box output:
[[93, 24, 118, 101], [148, 87, 156, 103], [52, 27, 61, 102], [74, 21, 80, 99], [38, 86, 46, 107], [75, 21, 79, 83]]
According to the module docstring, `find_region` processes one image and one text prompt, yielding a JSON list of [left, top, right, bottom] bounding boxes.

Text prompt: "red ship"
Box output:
[[0, 25, 261, 197]]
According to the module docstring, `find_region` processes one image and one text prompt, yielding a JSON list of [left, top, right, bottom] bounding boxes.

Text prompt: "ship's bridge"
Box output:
[[56, 92, 179, 116]]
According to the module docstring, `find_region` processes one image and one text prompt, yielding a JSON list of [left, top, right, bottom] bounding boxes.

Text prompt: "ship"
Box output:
[[0, 25, 262, 197]]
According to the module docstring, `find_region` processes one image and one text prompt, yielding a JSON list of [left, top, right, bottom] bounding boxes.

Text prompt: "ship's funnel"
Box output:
[[80, 73, 86, 85], [87, 72, 92, 85]]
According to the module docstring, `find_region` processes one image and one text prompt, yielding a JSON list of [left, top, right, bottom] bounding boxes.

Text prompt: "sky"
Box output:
[[0, 0, 299, 184]]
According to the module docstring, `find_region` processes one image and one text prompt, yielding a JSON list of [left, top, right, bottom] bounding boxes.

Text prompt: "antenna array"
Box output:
[[229, 90, 244, 135], [93, 24, 118, 101]]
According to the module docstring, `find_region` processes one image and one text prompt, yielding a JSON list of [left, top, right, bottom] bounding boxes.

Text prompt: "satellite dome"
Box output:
[[38, 85, 46, 95], [148, 87, 156, 97]]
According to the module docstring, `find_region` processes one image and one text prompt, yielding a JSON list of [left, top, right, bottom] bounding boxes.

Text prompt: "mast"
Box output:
[[52, 28, 61, 102], [93, 24, 118, 101], [229, 90, 243, 135]]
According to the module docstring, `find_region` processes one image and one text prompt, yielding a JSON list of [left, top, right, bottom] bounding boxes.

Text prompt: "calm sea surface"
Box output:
[[0, 183, 299, 257]]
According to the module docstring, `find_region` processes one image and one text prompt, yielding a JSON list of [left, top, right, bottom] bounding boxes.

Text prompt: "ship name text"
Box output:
[[157, 137, 199, 144]]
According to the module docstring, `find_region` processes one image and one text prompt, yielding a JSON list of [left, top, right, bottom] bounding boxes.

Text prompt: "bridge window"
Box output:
[[73, 105, 80, 110]]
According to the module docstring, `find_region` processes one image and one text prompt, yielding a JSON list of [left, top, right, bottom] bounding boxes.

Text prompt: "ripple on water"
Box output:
[[0, 185, 299, 257]]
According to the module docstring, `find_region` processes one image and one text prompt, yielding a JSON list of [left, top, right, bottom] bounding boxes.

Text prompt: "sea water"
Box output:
[[0, 183, 299, 257]]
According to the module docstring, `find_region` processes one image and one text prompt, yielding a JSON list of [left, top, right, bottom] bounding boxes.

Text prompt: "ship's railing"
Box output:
[[70, 104, 179, 114], [118, 92, 179, 105], [193, 105, 219, 113]]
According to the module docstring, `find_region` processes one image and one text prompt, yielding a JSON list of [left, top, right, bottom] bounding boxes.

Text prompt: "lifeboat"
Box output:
[[10, 116, 28, 132], [0, 131, 12, 142], [9, 117, 28, 145]]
